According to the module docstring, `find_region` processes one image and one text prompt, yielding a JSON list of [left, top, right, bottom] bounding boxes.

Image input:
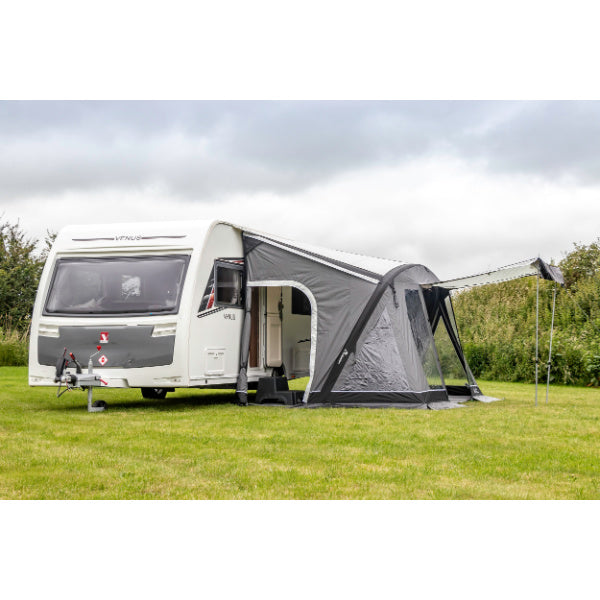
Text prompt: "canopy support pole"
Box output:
[[546, 285, 557, 404], [235, 283, 253, 406], [535, 276, 539, 406]]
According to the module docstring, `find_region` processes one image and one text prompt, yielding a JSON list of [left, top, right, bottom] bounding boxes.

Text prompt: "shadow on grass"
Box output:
[[53, 390, 252, 412]]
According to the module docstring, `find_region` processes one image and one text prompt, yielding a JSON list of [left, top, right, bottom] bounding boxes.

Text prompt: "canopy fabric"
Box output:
[[427, 257, 564, 291]]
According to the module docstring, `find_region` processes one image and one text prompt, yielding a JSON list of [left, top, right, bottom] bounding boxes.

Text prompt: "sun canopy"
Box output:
[[427, 257, 564, 291]]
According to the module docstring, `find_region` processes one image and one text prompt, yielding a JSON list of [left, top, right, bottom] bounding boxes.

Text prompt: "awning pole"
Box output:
[[535, 276, 539, 406], [546, 285, 557, 404]]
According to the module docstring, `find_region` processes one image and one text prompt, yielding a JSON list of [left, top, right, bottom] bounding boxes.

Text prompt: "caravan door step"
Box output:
[[255, 377, 303, 405]]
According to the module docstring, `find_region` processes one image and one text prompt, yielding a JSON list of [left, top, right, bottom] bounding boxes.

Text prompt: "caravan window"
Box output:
[[214, 261, 244, 308], [44, 255, 190, 316]]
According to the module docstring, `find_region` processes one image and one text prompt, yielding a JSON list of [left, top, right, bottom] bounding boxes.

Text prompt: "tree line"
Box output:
[[0, 220, 54, 332], [0, 220, 55, 365], [1, 218, 599, 384]]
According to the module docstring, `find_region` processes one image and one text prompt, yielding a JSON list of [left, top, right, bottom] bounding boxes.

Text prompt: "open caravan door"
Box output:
[[421, 257, 565, 402]]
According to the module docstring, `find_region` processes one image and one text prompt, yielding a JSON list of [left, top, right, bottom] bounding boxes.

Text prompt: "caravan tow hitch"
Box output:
[[54, 346, 108, 412]]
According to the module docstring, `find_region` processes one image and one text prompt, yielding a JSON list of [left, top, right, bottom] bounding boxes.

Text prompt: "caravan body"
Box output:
[[29, 220, 289, 393]]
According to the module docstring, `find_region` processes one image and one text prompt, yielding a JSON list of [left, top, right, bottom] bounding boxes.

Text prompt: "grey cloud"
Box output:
[[462, 102, 600, 183], [1, 100, 600, 203]]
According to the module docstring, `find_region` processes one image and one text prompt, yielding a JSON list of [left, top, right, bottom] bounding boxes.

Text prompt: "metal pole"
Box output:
[[546, 286, 557, 404], [87, 355, 105, 412], [535, 276, 539, 406]]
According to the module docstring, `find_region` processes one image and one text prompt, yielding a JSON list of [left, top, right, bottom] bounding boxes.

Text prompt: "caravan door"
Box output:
[[265, 286, 283, 368], [189, 260, 245, 384]]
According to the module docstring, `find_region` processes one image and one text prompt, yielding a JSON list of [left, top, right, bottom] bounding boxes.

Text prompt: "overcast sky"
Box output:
[[1, 100, 599, 279]]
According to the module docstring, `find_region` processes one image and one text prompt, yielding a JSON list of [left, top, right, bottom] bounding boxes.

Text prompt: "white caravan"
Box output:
[[29, 220, 313, 406]]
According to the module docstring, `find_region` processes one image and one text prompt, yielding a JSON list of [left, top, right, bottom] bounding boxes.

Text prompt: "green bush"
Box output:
[[462, 342, 491, 376], [0, 324, 28, 367], [584, 353, 600, 387], [0, 220, 54, 367]]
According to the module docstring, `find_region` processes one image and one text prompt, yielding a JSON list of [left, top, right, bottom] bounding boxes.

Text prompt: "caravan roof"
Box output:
[[53, 219, 409, 279], [51, 220, 215, 252]]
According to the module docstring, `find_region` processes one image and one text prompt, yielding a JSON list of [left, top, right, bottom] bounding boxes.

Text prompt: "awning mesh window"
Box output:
[[405, 289, 444, 389], [433, 316, 470, 386]]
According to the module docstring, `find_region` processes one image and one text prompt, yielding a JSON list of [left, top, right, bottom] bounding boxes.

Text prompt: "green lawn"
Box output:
[[1, 366, 599, 499]]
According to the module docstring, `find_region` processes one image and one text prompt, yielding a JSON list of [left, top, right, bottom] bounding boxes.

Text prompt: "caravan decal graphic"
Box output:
[[199, 273, 215, 312], [72, 235, 188, 242], [197, 307, 225, 319]]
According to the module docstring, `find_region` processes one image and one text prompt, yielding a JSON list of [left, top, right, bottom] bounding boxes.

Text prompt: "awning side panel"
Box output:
[[332, 285, 433, 395], [243, 235, 377, 392]]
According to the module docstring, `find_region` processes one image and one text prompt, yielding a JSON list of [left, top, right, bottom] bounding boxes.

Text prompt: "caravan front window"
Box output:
[[44, 255, 190, 316]]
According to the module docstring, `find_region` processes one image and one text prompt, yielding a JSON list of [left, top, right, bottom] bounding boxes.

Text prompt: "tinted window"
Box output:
[[45, 255, 190, 316], [215, 263, 244, 307]]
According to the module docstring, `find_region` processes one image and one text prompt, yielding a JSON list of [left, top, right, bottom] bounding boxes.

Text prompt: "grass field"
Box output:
[[1, 366, 599, 499]]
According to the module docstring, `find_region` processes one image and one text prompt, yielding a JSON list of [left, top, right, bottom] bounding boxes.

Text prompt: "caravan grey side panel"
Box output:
[[38, 326, 175, 368]]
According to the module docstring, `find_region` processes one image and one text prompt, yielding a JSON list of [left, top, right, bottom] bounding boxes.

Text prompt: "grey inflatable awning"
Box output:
[[427, 257, 565, 291]]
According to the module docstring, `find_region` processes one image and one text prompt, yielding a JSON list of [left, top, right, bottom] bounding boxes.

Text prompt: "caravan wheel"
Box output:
[[141, 387, 168, 400]]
